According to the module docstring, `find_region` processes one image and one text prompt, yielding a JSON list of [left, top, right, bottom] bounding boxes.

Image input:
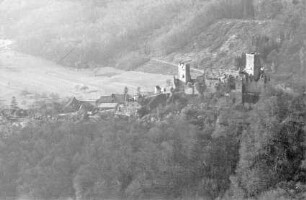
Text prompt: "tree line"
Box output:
[[0, 82, 306, 200]]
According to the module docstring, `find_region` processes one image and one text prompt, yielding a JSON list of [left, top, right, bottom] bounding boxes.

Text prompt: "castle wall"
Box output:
[[178, 63, 191, 83], [205, 78, 219, 93]]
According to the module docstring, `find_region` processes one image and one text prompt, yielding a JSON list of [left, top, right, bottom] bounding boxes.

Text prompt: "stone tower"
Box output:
[[178, 62, 191, 83], [245, 53, 255, 75], [245, 53, 261, 80]]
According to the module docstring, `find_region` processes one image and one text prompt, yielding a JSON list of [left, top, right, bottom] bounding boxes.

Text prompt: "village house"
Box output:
[[116, 101, 142, 117], [64, 92, 143, 117], [98, 103, 119, 111], [96, 94, 126, 104]]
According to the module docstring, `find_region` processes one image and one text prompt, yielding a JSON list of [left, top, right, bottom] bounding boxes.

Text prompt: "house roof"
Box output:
[[98, 103, 119, 109], [97, 96, 114, 104], [96, 94, 126, 104], [79, 100, 96, 106], [65, 97, 80, 108], [116, 102, 141, 116], [112, 94, 126, 103]]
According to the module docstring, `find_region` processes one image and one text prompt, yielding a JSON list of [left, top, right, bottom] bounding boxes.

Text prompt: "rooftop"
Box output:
[[98, 103, 119, 108]]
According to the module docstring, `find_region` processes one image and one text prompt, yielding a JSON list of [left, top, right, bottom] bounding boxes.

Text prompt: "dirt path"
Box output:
[[151, 58, 204, 73], [0, 49, 172, 107]]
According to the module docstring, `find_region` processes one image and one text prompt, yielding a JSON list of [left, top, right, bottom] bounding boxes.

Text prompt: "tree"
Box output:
[[234, 90, 306, 197], [242, 0, 254, 19], [166, 79, 172, 87], [10, 96, 18, 111], [123, 86, 129, 102], [255, 0, 283, 19], [136, 86, 141, 96], [195, 82, 205, 96]]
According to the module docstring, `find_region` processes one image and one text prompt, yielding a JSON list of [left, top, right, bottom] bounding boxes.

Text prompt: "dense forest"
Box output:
[[0, 81, 306, 200], [1, 0, 306, 200]]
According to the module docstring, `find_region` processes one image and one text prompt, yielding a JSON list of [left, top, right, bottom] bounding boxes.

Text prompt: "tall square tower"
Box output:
[[245, 53, 262, 79], [178, 62, 191, 83], [245, 53, 255, 75]]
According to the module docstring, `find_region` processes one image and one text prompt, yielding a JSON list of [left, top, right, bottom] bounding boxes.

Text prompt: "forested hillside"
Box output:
[[1, 82, 306, 200], [1, 1, 306, 200], [2, 0, 305, 75]]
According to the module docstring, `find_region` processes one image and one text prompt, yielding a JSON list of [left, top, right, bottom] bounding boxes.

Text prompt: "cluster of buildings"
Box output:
[[63, 93, 141, 118], [60, 52, 270, 120], [173, 61, 240, 94], [0, 52, 270, 125], [172, 52, 268, 104]]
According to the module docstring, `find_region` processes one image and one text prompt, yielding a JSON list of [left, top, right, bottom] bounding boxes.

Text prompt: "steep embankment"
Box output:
[[137, 19, 273, 73], [171, 19, 272, 68]]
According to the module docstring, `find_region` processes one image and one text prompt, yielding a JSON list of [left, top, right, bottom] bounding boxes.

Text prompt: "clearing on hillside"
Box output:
[[0, 49, 172, 107]]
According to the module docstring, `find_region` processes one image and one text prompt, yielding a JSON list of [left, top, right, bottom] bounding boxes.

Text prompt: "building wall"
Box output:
[[234, 78, 243, 92], [185, 85, 195, 95], [178, 63, 191, 83], [242, 76, 266, 104], [205, 78, 219, 93]]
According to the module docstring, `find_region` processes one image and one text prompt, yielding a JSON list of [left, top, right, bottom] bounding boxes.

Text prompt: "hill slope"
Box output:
[[0, 0, 305, 78], [0, 0, 261, 70], [0, 48, 171, 106], [147, 19, 272, 71]]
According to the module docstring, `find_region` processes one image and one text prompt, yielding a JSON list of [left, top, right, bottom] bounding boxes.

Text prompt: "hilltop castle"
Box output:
[[173, 52, 268, 104]]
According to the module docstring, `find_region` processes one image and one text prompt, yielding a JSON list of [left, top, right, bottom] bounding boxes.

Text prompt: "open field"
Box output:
[[0, 50, 172, 107]]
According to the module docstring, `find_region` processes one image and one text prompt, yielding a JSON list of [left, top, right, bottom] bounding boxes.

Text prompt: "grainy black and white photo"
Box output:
[[0, 0, 306, 199]]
